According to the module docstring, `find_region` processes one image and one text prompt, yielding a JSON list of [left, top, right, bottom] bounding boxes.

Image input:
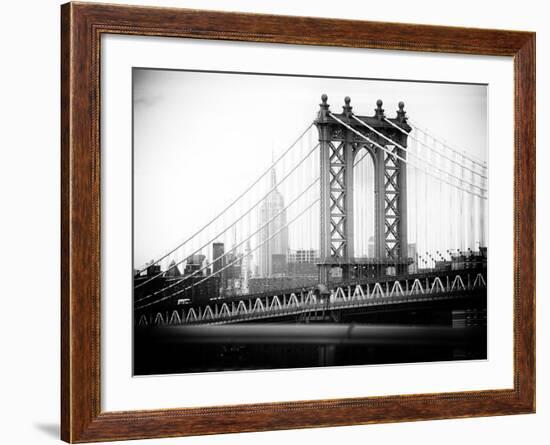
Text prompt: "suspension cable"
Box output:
[[135, 198, 320, 310], [136, 143, 319, 288], [408, 118, 487, 168], [135, 122, 314, 274], [353, 116, 486, 193], [328, 113, 486, 200], [383, 118, 487, 180], [135, 177, 320, 303]]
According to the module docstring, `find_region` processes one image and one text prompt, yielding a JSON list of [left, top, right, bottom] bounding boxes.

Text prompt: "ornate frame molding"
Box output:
[[61, 2, 535, 442]]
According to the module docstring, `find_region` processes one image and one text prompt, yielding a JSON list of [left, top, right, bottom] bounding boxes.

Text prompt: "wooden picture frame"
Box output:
[[61, 2, 535, 442]]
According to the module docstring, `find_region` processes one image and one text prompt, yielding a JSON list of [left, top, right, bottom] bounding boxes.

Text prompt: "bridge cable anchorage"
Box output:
[[328, 113, 487, 200], [408, 118, 487, 168], [135, 142, 320, 289], [135, 122, 314, 275], [381, 117, 487, 180], [353, 116, 486, 193], [134, 177, 320, 304], [135, 198, 320, 310]]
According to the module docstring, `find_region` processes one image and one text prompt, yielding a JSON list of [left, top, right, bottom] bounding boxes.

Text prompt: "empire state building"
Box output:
[[258, 168, 288, 277]]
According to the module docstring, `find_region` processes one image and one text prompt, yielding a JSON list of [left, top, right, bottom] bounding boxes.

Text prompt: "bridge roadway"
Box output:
[[138, 266, 487, 327]]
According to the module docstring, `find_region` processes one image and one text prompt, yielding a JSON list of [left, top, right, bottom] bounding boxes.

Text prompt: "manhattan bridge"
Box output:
[[134, 95, 487, 373]]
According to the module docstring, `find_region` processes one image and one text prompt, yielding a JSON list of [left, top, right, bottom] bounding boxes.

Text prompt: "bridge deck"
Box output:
[[137, 267, 487, 327]]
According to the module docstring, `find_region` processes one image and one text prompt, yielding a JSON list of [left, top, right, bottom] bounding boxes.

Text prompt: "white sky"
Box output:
[[133, 68, 487, 268]]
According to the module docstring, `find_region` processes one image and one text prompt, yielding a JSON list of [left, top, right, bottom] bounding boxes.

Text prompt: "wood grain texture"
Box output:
[[60, 2, 536, 442]]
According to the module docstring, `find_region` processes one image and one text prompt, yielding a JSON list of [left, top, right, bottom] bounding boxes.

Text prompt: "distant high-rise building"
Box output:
[[287, 249, 318, 264], [225, 251, 243, 286], [184, 254, 206, 276], [164, 259, 182, 277], [407, 243, 417, 259], [146, 263, 161, 277], [286, 249, 318, 277], [367, 235, 376, 258], [258, 168, 288, 277], [241, 240, 252, 294], [224, 227, 244, 292], [212, 242, 225, 273], [212, 242, 226, 288], [408, 243, 418, 273]]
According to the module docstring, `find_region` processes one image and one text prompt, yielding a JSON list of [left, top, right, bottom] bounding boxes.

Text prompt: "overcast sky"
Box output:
[[133, 68, 487, 268]]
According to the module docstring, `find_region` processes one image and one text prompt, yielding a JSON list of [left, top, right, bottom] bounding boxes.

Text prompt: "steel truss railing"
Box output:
[[138, 269, 487, 326]]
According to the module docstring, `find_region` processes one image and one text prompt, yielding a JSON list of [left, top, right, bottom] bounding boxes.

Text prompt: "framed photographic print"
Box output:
[[61, 2, 535, 442]]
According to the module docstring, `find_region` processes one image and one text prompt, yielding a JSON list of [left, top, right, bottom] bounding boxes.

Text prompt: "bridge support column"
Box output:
[[397, 140, 408, 274], [343, 101, 355, 280], [317, 95, 331, 285], [316, 95, 355, 285], [396, 102, 409, 274], [374, 145, 386, 262]]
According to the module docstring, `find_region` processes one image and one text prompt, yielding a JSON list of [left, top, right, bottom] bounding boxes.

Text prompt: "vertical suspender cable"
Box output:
[[423, 132, 431, 268]]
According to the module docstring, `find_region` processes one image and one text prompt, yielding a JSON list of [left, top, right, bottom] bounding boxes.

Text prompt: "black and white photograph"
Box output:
[[133, 68, 488, 376]]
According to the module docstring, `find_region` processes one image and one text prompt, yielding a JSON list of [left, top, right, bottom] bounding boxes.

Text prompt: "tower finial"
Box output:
[[343, 96, 353, 118], [397, 101, 407, 122], [375, 99, 385, 119], [317, 94, 330, 122]]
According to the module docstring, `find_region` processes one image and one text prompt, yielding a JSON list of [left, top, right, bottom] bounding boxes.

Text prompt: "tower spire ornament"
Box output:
[[270, 166, 277, 189], [342, 96, 353, 119], [397, 101, 407, 122], [375, 99, 385, 119]]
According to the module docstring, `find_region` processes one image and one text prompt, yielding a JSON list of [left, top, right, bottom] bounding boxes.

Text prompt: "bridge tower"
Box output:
[[315, 95, 412, 285]]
